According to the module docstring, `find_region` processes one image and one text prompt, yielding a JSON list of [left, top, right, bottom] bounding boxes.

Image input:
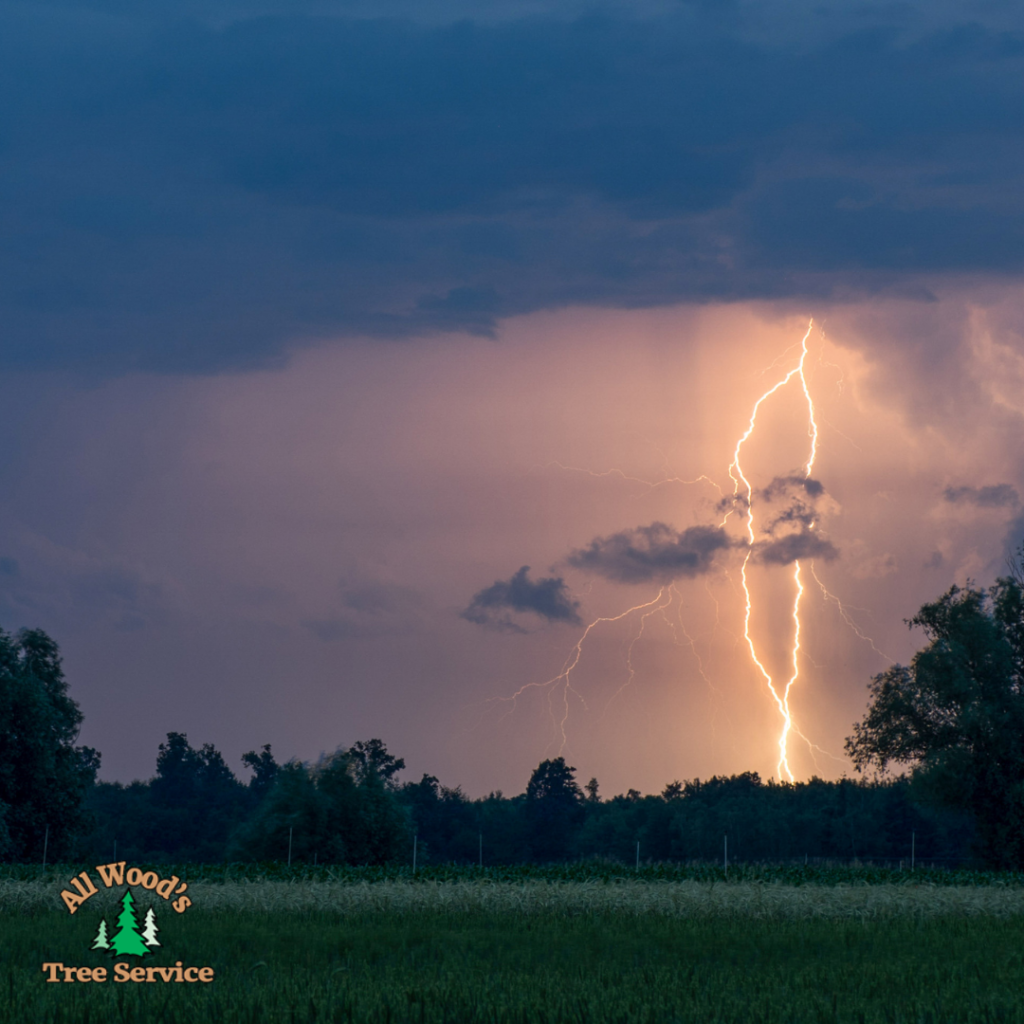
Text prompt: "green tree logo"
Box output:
[[90, 919, 110, 951], [142, 907, 160, 948], [108, 889, 152, 958]]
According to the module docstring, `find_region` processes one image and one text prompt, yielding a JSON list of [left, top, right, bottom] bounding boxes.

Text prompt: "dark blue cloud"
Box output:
[[568, 523, 734, 584], [462, 566, 581, 631], [3, 2, 1024, 373], [755, 531, 839, 566]]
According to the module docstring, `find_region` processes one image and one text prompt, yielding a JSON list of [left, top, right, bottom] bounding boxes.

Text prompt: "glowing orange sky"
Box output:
[[2, 293, 1022, 795]]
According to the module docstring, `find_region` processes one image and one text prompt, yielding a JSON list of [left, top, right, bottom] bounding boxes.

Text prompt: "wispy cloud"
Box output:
[[943, 484, 1020, 509]]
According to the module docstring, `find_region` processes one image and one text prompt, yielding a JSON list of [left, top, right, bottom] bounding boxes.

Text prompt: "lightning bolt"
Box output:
[[728, 320, 817, 782], [546, 461, 723, 499], [484, 591, 669, 753], [809, 561, 892, 663], [603, 588, 675, 714], [481, 318, 863, 782]]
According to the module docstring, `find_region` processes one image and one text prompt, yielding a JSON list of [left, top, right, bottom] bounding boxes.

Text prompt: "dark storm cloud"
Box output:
[[943, 484, 1020, 508], [756, 475, 827, 531], [4, 2, 1024, 373], [715, 475, 829, 535], [755, 531, 839, 566], [750, 477, 836, 564], [462, 566, 582, 632], [761, 476, 825, 502], [568, 523, 734, 584]]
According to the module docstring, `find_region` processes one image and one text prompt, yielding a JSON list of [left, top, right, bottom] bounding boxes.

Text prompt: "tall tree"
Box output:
[[846, 566, 1024, 868], [150, 732, 201, 805], [0, 626, 100, 860], [525, 758, 584, 862], [142, 732, 248, 860]]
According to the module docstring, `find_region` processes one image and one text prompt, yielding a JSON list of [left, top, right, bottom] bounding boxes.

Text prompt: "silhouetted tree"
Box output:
[[241, 744, 279, 800], [142, 733, 247, 860], [398, 774, 478, 863], [229, 760, 331, 862], [231, 744, 408, 864], [0, 626, 100, 860], [348, 739, 406, 789], [525, 757, 583, 861], [476, 790, 530, 863], [847, 565, 1024, 868]]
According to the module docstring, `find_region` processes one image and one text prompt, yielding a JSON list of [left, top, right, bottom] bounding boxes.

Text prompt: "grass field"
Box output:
[[4, 871, 1024, 1022]]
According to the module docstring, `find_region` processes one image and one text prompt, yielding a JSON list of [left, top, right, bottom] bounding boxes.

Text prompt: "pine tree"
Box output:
[[142, 907, 160, 947], [90, 919, 110, 951], [109, 889, 150, 957]]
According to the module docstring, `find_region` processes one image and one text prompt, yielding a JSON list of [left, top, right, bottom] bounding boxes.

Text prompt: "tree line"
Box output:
[[2, 553, 1023, 868], [16, 728, 979, 868]]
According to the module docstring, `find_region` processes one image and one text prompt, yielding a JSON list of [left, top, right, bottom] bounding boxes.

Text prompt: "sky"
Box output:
[[2, 0, 1024, 796]]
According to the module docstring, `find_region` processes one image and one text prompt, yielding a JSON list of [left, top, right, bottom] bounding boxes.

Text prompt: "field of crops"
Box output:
[[5, 867, 1024, 1022], [8, 875, 1024, 919], [1, 859, 1015, 886]]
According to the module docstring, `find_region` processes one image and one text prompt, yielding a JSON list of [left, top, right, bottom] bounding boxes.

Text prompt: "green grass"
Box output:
[[5, 893, 1024, 1022]]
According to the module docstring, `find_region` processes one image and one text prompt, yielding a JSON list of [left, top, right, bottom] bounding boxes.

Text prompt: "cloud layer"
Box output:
[[4, 2, 1024, 372]]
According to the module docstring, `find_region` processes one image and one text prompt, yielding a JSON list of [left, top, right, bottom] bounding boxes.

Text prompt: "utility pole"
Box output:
[[287, 826, 293, 868], [724, 835, 728, 875], [413, 833, 418, 874], [42, 825, 49, 870], [478, 832, 482, 869]]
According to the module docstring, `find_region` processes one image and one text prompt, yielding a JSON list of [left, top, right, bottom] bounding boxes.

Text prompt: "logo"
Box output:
[[42, 862, 215, 984]]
